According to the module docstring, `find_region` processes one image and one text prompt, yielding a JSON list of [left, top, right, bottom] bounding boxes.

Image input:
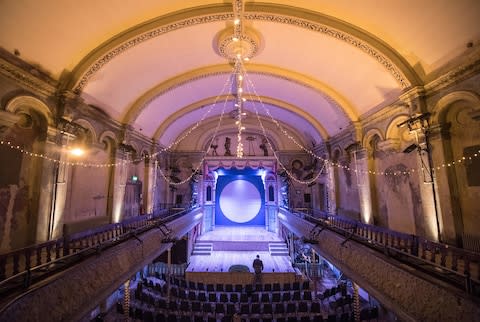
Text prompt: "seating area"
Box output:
[[105, 274, 380, 322]]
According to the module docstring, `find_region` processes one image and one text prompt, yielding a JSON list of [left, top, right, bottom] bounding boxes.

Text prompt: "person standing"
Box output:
[[252, 254, 264, 285]]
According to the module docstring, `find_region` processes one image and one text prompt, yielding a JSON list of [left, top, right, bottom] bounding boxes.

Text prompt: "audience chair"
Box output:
[[261, 293, 270, 303], [272, 283, 281, 291], [230, 292, 239, 303], [208, 292, 217, 302], [263, 303, 273, 315], [191, 301, 201, 313], [215, 303, 226, 315], [271, 292, 281, 302], [198, 292, 207, 302]]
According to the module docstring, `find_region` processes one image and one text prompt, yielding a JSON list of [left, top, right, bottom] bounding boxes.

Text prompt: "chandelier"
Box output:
[[216, 0, 261, 158]]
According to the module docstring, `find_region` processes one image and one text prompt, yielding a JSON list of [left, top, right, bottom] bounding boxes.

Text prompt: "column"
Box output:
[[354, 149, 374, 224], [47, 128, 75, 240], [111, 150, 128, 223], [143, 156, 155, 214], [325, 161, 337, 215]]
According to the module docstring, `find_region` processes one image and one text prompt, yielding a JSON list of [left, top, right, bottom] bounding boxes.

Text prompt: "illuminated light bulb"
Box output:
[[233, 37, 239, 42], [234, 19, 240, 25], [242, 98, 246, 101], [238, 88, 243, 93], [238, 75, 243, 81], [244, 57, 249, 61], [70, 148, 84, 156]]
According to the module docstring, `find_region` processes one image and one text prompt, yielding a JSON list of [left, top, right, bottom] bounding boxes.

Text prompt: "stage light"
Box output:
[[403, 143, 418, 154], [70, 147, 84, 157]]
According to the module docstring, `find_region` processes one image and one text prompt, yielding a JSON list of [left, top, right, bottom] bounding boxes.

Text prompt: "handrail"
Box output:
[[286, 207, 480, 297], [0, 206, 196, 292]]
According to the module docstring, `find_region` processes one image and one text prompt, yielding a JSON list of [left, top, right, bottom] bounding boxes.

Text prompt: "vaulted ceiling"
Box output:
[[1, 0, 479, 149]]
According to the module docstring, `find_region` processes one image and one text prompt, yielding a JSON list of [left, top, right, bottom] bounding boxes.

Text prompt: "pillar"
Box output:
[[325, 161, 337, 215], [143, 156, 155, 214], [46, 129, 75, 239], [111, 150, 129, 223], [354, 149, 374, 224]]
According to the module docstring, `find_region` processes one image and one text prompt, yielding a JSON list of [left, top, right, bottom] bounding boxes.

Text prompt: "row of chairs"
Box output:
[[318, 284, 347, 302], [329, 295, 353, 312], [116, 302, 374, 322], [155, 275, 311, 293], [150, 312, 326, 322], [119, 302, 327, 322], [152, 287, 315, 303]]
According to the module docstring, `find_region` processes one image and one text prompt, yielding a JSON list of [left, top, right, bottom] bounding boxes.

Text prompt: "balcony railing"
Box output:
[[287, 208, 480, 297], [0, 206, 197, 295]]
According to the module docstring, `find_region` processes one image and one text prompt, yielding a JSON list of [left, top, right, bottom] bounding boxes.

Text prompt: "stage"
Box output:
[[185, 226, 301, 285]]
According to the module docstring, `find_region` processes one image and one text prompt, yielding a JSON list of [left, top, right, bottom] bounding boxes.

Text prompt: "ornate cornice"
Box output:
[[425, 57, 480, 94], [72, 8, 413, 93], [0, 58, 57, 97]]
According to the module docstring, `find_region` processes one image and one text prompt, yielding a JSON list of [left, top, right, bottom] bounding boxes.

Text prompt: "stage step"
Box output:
[[192, 243, 213, 256], [269, 242, 289, 256]]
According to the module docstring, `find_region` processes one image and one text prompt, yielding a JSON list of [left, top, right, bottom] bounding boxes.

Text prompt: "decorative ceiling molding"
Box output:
[[123, 64, 355, 126], [67, 3, 419, 94], [0, 58, 57, 97], [245, 12, 410, 89]]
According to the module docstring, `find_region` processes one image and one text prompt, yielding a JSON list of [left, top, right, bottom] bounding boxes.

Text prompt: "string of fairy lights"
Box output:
[[1, 2, 479, 185]]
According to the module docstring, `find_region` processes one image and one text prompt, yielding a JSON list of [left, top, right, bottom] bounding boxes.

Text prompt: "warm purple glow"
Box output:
[[219, 179, 261, 223]]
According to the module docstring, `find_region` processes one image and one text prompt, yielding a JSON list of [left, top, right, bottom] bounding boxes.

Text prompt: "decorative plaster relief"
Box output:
[[73, 12, 410, 93]]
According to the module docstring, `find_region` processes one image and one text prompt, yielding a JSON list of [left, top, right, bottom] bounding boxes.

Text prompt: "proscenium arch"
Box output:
[[66, 3, 420, 93], [152, 94, 329, 142], [124, 64, 357, 128]]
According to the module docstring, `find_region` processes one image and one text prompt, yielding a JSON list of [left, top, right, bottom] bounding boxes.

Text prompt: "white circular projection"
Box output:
[[219, 179, 261, 223]]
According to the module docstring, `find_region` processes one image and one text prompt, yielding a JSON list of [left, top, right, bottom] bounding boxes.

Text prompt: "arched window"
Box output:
[[268, 185, 274, 202], [206, 186, 212, 201]]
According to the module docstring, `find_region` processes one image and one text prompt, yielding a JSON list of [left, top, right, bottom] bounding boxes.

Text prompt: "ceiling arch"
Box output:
[[2, 1, 478, 154], [152, 95, 329, 142], [66, 3, 420, 94], [124, 63, 354, 137]]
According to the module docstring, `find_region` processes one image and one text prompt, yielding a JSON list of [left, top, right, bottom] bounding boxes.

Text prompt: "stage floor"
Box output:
[[197, 226, 282, 242], [187, 226, 294, 274]]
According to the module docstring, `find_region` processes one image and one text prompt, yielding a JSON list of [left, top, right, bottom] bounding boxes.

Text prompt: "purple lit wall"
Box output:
[[215, 168, 265, 226]]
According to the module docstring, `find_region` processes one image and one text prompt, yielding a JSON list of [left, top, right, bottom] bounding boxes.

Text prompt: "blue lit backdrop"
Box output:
[[215, 168, 265, 226]]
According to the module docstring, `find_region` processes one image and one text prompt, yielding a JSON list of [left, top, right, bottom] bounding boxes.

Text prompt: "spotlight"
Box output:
[[70, 147, 85, 156], [402, 143, 418, 154]]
